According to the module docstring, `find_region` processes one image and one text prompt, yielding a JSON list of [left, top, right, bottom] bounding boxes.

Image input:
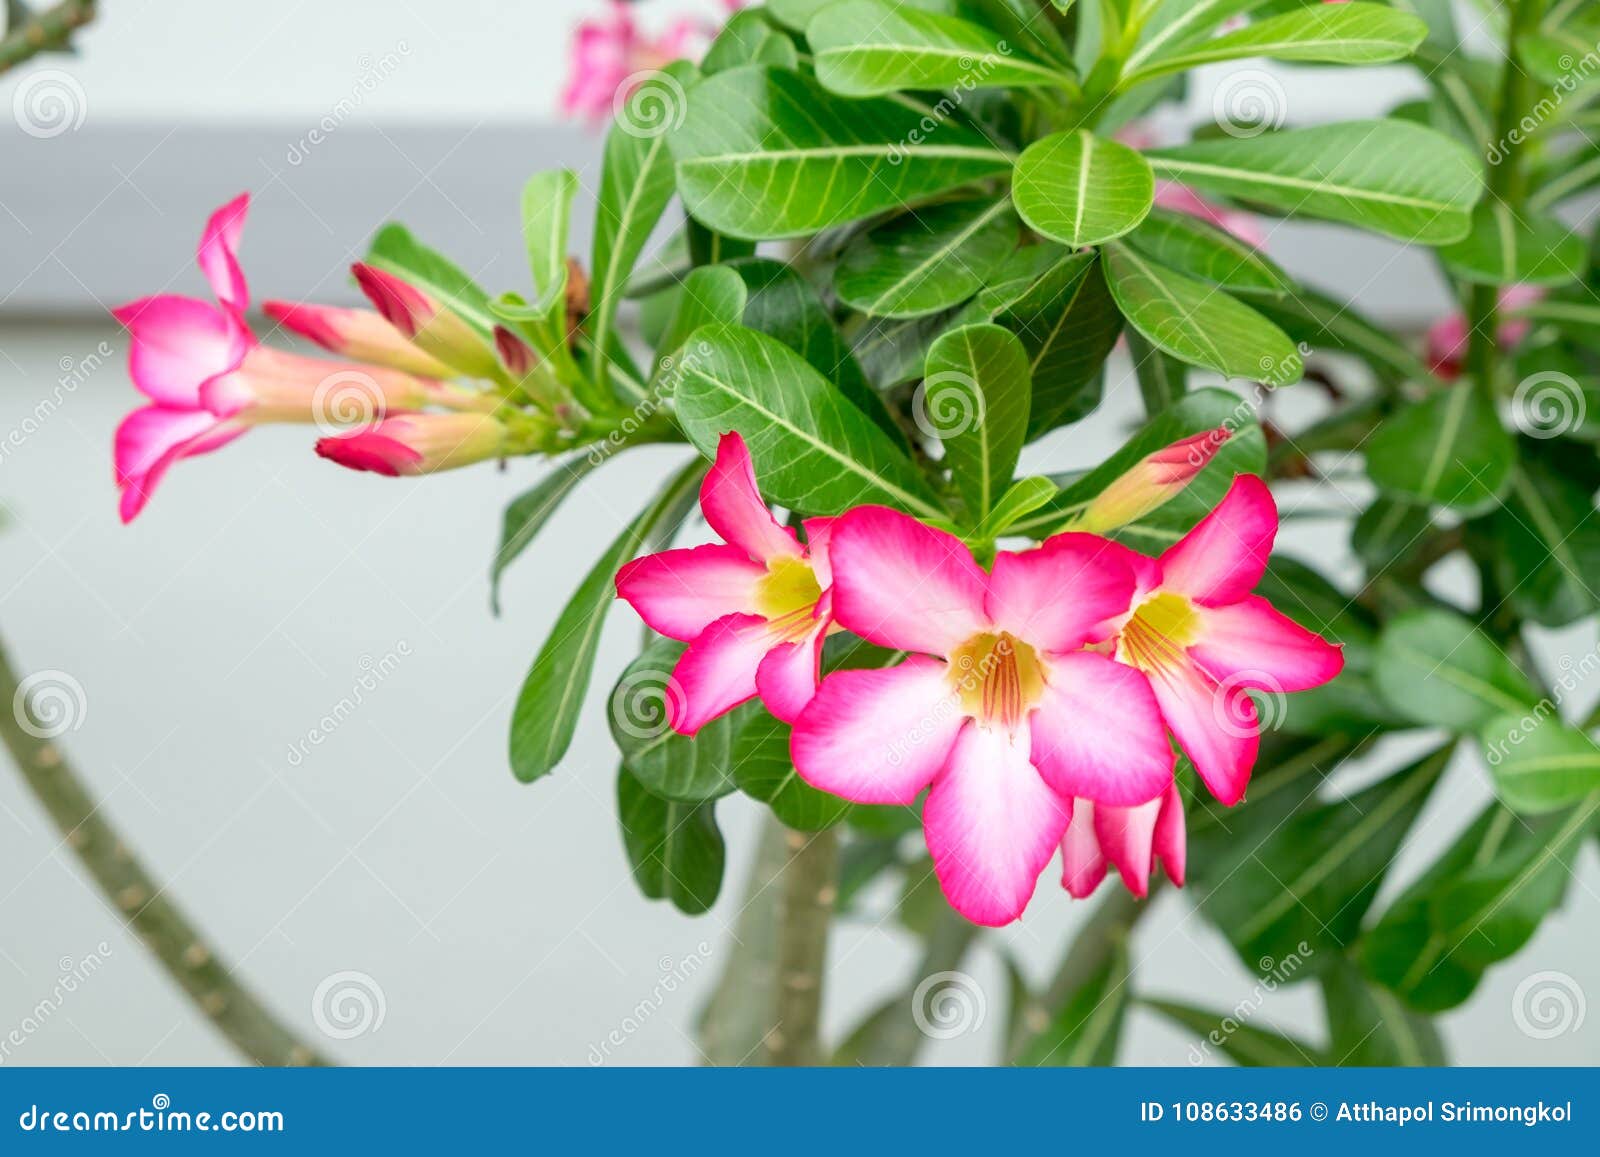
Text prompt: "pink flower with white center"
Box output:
[[1105, 475, 1344, 808], [110, 194, 452, 523], [262, 300, 457, 379], [561, 1, 715, 123], [1425, 284, 1546, 380], [315, 412, 512, 477], [789, 508, 1175, 927], [616, 433, 834, 734], [1060, 781, 1186, 900]]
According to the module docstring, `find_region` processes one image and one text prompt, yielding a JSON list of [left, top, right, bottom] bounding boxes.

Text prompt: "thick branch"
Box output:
[[763, 825, 839, 1066], [0, 1, 96, 75]]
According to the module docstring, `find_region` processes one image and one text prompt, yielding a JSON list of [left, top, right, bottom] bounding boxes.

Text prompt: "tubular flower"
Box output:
[[351, 263, 506, 382], [1425, 284, 1545, 379], [615, 432, 834, 734], [315, 412, 512, 477], [789, 507, 1175, 927], [261, 300, 457, 379], [1069, 427, 1231, 534], [1060, 781, 1186, 899], [110, 194, 454, 523], [1106, 475, 1344, 808]]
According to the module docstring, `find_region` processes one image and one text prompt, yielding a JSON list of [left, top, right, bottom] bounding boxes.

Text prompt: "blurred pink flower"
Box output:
[[1425, 285, 1546, 380], [561, 1, 739, 122]]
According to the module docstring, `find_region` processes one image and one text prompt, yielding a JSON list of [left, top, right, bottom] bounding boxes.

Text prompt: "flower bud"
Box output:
[[315, 412, 511, 476], [352, 263, 502, 382], [1071, 427, 1230, 533]]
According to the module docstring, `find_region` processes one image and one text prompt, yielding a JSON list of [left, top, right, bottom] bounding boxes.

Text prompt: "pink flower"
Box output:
[[315, 412, 511, 477], [1070, 427, 1231, 533], [110, 195, 449, 523], [560, 1, 712, 122], [262, 300, 457, 379], [1154, 181, 1266, 248], [789, 508, 1174, 926], [616, 432, 835, 734], [1104, 475, 1344, 808], [1425, 284, 1546, 379], [351, 264, 507, 381], [1060, 781, 1186, 899]]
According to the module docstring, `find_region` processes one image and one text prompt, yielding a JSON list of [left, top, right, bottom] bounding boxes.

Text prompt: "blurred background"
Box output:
[[0, 0, 1595, 1066]]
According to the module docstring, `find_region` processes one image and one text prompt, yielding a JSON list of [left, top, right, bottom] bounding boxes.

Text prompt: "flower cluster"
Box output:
[[618, 433, 1343, 926], [111, 196, 532, 522], [561, 0, 745, 121]]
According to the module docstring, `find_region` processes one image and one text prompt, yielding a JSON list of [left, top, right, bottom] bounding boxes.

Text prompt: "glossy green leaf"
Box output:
[[1143, 999, 1321, 1066], [1252, 286, 1438, 385], [653, 265, 749, 376], [924, 323, 1031, 523], [1320, 957, 1445, 1066], [835, 198, 1019, 319], [509, 460, 702, 783], [1352, 496, 1436, 576], [673, 324, 945, 517], [1012, 131, 1154, 247], [518, 169, 578, 354], [1481, 714, 1600, 815], [1103, 243, 1302, 381], [365, 223, 496, 335], [1146, 121, 1482, 245], [490, 456, 601, 615], [1126, 329, 1187, 415], [731, 713, 853, 832], [1125, 0, 1280, 79], [972, 476, 1063, 539], [810, 0, 1074, 96], [670, 67, 1012, 240], [1365, 384, 1515, 512], [1373, 608, 1538, 732], [1436, 201, 1586, 286], [702, 7, 799, 73], [1126, 208, 1291, 296], [1491, 455, 1600, 627], [616, 766, 726, 914]]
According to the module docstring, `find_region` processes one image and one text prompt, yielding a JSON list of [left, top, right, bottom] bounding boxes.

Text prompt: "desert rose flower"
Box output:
[[262, 300, 457, 379], [561, 1, 719, 121], [1060, 782, 1186, 899], [616, 432, 834, 733], [111, 195, 456, 523], [789, 508, 1174, 926], [1106, 475, 1344, 807], [352, 263, 506, 382], [1154, 181, 1267, 248], [315, 412, 512, 477], [1425, 284, 1545, 379], [1068, 427, 1230, 534]]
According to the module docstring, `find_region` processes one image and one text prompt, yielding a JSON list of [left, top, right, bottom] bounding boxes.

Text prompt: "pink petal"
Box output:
[[801, 517, 835, 588], [1093, 793, 1164, 898], [1153, 780, 1186, 888], [700, 432, 801, 563], [827, 506, 989, 655], [986, 532, 1135, 652], [615, 544, 765, 641], [113, 405, 243, 523], [1188, 595, 1344, 693], [111, 295, 251, 408], [1157, 474, 1276, 606], [1146, 660, 1258, 806], [1060, 802, 1106, 898], [1030, 652, 1174, 807], [197, 193, 250, 312], [668, 612, 772, 735], [755, 628, 825, 724], [924, 723, 1070, 926], [790, 656, 961, 804]]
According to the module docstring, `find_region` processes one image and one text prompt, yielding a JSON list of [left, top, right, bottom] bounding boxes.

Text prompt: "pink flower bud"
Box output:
[[1073, 427, 1231, 534], [352, 263, 502, 381], [263, 300, 456, 379], [315, 412, 511, 477]]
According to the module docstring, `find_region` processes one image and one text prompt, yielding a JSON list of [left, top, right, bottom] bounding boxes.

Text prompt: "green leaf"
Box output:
[[1103, 243, 1302, 381], [1126, 207, 1291, 296], [1320, 957, 1445, 1066], [673, 324, 945, 517], [1352, 496, 1435, 575], [1123, 3, 1426, 85], [1194, 746, 1450, 972], [1125, 0, 1278, 78], [1126, 329, 1188, 415], [592, 61, 700, 387], [1361, 795, 1600, 1010], [810, 0, 1074, 97], [835, 198, 1019, 319], [617, 766, 726, 914], [1143, 998, 1321, 1066], [670, 67, 1012, 240], [1012, 131, 1154, 247], [652, 265, 749, 376], [609, 639, 755, 803], [509, 460, 702, 783], [730, 714, 853, 831], [365, 223, 495, 335], [1146, 121, 1483, 245], [702, 7, 799, 73], [518, 169, 578, 354], [1372, 608, 1538, 732], [1252, 286, 1437, 385], [1013, 944, 1129, 1066], [490, 456, 600, 615], [1491, 455, 1600, 627], [1436, 201, 1586, 286], [1365, 384, 1515, 512], [971, 476, 1062, 539], [1481, 714, 1600, 815], [923, 323, 1031, 523]]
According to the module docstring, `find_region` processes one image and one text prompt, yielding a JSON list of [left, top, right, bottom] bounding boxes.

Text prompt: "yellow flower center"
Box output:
[[753, 556, 823, 642], [1119, 591, 1200, 676], [948, 631, 1044, 731]]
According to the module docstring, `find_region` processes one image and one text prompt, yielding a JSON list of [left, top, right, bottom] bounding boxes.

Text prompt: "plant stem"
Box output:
[[0, 635, 326, 1066], [0, 0, 95, 74], [850, 904, 980, 1066], [763, 825, 839, 1066]]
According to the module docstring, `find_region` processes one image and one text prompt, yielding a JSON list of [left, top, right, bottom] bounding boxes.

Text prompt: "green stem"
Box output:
[[850, 904, 980, 1066], [764, 825, 839, 1066], [0, 0, 95, 74], [0, 634, 327, 1066]]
